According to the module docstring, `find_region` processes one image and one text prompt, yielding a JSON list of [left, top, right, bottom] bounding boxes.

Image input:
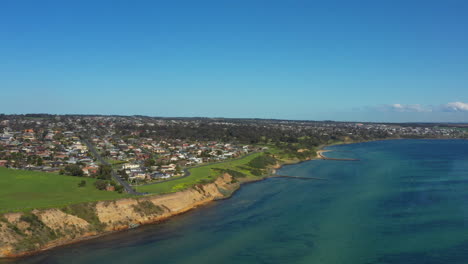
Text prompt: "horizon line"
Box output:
[[1, 113, 468, 125]]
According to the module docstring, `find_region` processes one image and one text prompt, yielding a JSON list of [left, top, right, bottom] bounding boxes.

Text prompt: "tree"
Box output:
[[175, 165, 182, 175], [61, 164, 84, 177], [119, 169, 129, 181], [114, 185, 124, 193], [53, 133, 64, 141], [94, 179, 108, 190], [78, 180, 86, 187], [144, 158, 156, 168], [200, 150, 211, 157], [97, 164, 112, 180]]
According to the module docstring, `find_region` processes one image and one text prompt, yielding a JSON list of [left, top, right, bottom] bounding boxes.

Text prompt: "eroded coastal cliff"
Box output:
[[0, 173, 240, 258]]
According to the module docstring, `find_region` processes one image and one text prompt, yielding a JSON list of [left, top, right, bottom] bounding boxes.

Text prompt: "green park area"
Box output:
[[0, 167, 128, 213], [0, 151, 279, 213]]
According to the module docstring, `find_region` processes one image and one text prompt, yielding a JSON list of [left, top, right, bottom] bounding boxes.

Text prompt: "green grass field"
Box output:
[[0, 152, 272, 212], [136, 152, 265, 194], [0, 167, 129, 213]]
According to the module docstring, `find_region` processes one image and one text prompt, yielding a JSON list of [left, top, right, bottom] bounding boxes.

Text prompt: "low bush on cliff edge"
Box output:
[[19, 213, 45, 229], [14, 212, 59, 252], [60, 202, 105, 231], [132, 200, 164, 217]]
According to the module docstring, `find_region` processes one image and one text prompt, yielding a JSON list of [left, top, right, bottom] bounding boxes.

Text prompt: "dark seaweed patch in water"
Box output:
[[374, 252, 447, 264], [208, 211, 284, 234], [380, 219, 467, 236], [399, 179, 468, 188], [409, 219, 468, 231], [221, 189, 283, 216], [231, 232, 316, 264], [373, 239, 468, 264], [378, 190, 446, 209], [269, 226, 317, 248], [381, 210, 423, 219], [426, 179, 468, 186]]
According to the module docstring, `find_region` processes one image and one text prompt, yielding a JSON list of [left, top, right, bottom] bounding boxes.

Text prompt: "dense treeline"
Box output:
[[114, 122, 393, 146]]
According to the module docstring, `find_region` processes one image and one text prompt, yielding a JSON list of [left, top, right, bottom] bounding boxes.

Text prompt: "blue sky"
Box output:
[[1, 0, 468, 122]]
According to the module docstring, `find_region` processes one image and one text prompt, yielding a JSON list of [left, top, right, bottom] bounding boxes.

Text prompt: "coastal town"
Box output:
[[1, 114, 467, 188], [0, 116, 258, 185]]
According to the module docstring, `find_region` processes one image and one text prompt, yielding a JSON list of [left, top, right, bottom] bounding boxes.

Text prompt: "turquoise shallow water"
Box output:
[[5, 139, 468, 264]]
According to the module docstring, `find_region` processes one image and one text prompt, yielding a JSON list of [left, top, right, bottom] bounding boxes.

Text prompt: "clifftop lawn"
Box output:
[[0, 167, 128, 213]]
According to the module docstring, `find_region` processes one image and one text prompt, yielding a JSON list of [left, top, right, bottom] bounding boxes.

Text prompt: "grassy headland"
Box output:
[[0, 167, 129, 213]]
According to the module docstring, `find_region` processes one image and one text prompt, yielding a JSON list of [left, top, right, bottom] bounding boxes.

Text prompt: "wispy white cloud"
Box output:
[[377, 104, 431, 113], [441, 102, 468, 112], [372, 102, 468, 113]]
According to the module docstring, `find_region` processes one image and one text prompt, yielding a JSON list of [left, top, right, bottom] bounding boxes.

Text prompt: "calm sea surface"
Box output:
[[5, 139, 468, 264]]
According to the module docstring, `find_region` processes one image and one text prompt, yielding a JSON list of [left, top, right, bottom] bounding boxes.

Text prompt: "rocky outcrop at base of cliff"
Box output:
[[0, 173, 239, 258]]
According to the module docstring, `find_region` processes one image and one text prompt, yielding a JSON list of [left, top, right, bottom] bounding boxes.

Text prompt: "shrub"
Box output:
[[61, 164, 84, 177], [94, 180, 108, 190], [60, 202, 105, 231], [249, 168, 264, 176], [78, 180, 86, 187], [114, 185, 124, 193], [19, 213, 45, 229], [132, 200, 164, 217], [14, 213, 58, 252]]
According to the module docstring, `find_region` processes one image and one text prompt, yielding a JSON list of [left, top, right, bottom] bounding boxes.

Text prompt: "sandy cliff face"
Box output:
[[36, 209, 91, 231], [0, 173, 239, 258]]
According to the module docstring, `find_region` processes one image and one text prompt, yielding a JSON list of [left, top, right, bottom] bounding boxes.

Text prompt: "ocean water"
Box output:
[[5, 139, 468, 264]]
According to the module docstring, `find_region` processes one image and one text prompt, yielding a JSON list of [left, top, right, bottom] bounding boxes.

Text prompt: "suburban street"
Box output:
[[81, 137, 144, 195]]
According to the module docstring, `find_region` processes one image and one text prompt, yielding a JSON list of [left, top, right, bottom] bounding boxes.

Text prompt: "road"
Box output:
[[81, 137, 144, 195]]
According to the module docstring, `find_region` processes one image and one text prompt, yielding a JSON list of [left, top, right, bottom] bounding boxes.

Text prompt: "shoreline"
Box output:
[[3, 138, 463, 259], [1, 151, 317, 259], [4, 170, 294, 260]]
